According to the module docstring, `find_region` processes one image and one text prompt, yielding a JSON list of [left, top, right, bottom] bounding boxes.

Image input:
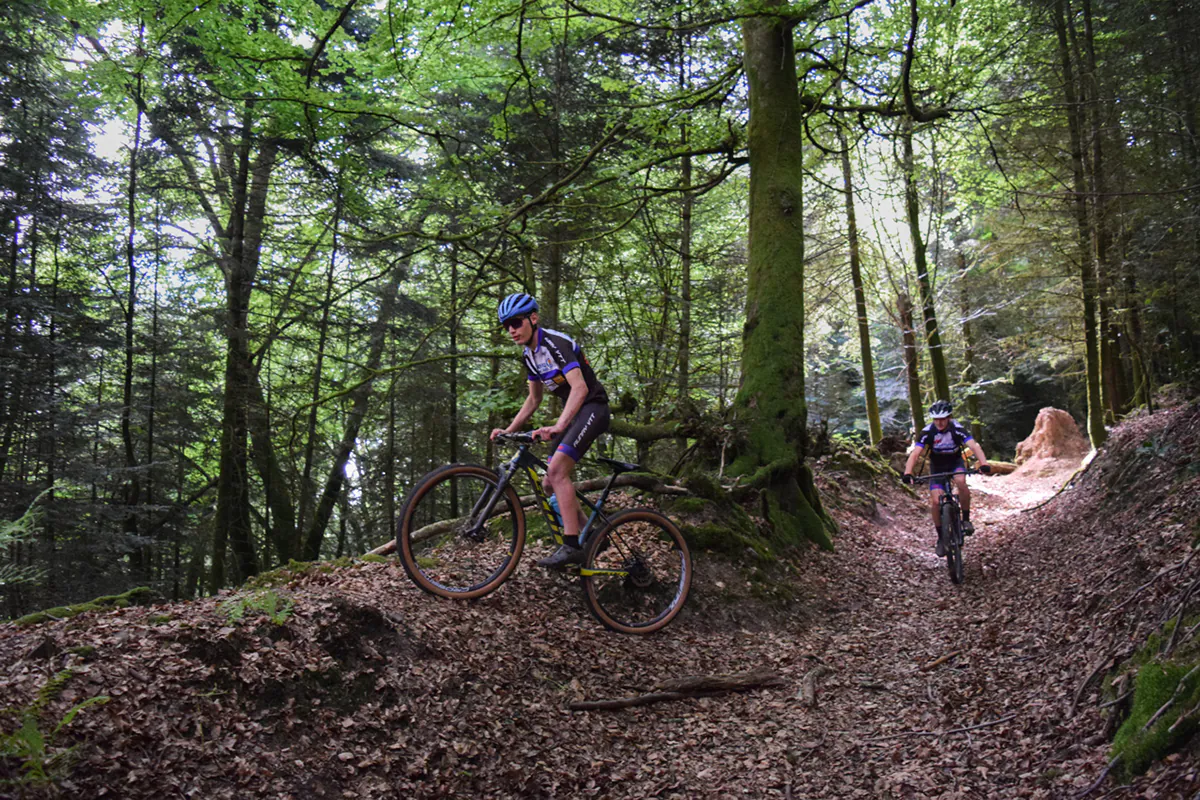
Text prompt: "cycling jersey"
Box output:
[[523, 327, 609, 406], [914, 421, 974, 469]]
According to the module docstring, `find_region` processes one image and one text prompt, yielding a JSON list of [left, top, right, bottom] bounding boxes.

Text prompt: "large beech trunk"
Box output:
[[733, 6, 835, 550]]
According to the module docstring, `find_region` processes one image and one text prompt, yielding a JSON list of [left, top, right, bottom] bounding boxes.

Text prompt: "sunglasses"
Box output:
[[501, 316, 529, 331]]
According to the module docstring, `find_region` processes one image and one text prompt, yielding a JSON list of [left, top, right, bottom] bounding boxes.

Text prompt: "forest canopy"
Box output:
[[1, 0, 1197, 615]]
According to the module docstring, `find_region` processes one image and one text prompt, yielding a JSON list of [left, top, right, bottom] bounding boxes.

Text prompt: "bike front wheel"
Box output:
[[397, 464, 526, 599], [580, 509, 691, 634], [942, 503, 964, 584]]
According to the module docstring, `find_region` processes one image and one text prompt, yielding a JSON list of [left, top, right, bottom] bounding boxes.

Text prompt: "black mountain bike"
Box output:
[[395, 432, 692, 634], [915, 468, 983, 584]]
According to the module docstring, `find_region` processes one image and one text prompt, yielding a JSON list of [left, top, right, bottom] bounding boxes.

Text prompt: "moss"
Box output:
[[1111, 660, 1200, 778], [67, 646, 96, 660], [12, 588, 153, 627], [359, 554, 389, 564], [148, 614, 173, 625]]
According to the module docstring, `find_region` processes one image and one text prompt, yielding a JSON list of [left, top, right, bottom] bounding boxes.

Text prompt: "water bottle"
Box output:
[[547, 493, 563, 528]]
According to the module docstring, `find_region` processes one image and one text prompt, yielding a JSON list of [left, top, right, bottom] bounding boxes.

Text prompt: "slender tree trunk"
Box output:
[[122, 88, 144, 580], [838, 126, 882, 446], [210, 126, 278, 591], [958, 254, 982, 442], [298, 190, 341, 550], [736, 5, 835, 549], [1054, 0, 1106, 447], [449, 247, 459, 514], [898, 293, 925, 434], [901, 119, 951, 402], [301, 260, 405, 559]]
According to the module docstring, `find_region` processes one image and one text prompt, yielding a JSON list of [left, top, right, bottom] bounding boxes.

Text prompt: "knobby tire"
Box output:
[[396, 464, 526, 599], [581, 508, 691, 634]]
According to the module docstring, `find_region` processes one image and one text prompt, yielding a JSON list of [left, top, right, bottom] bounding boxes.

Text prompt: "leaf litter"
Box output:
[[3, 404, 1200, 798]]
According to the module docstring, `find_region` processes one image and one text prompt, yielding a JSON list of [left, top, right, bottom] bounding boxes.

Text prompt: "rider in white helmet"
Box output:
[[902, 400, 992, 555]]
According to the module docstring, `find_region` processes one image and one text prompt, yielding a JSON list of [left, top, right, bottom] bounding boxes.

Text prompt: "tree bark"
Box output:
[[1054, 0, 1106, 447], [958, 254, 983, 442], [735, 5, 836, 550], [838, 125, 882, 447], [898, 293, 925, 433], [209, 117, 278, 590], [901, 118, 951, 402]]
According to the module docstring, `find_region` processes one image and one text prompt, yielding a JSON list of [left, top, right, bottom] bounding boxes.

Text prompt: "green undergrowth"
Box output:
[[10, 587, 154, 627], [221, 589, 294, 626], [1107, 617, 1200, 779], [0, 669, 110, 788], [244, 555, 387, 590]]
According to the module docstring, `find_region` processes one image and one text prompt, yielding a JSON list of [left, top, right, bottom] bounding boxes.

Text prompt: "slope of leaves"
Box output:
[[3, 405, 1200, 798]]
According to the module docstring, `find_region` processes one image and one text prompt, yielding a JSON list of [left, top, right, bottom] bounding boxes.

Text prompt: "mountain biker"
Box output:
[[489, 293, 611, 568], [901, 400, 992, 555]]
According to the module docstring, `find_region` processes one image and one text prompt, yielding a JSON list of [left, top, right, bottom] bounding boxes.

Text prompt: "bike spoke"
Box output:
[[399, 466, 524, 597], [582, 510, 690, 634]]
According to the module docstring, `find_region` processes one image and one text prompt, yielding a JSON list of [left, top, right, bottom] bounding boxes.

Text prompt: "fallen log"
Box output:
[[568, 668, 784, 711]]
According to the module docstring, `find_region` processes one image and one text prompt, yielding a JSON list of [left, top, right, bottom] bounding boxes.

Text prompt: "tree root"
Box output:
[[797, 664, 832, 708]]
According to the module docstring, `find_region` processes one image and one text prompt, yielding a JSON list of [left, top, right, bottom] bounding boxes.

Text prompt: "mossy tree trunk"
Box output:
[[735, 7, 836, 550]]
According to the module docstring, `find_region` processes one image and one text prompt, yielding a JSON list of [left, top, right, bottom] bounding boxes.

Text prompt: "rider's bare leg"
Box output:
[[956, 473, 971, 518], [545, 452, 582, 543], [929, 489, 943, 527]]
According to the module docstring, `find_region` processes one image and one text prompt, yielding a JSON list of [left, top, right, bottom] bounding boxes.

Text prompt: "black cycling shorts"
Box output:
[[928, 458, 966, 492], [550, 402, 610, 463]]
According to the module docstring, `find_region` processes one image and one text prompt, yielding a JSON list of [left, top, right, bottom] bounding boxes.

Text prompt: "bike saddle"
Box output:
[[596, 456, 642, 474]]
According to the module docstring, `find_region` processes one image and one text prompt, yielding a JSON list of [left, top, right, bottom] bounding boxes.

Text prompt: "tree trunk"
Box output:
[[901, 118, 951, 402], [735, 6, 835, 550], [298, 190, 341, 552], [122, 88, 144, 580], [838, 125, 882, 447], [301, 259, 404, 559], [210, 127, 278, 591], [1054, 0, 1106, 447], [958, 254, 982, 442], [898, 293, 925, 433]]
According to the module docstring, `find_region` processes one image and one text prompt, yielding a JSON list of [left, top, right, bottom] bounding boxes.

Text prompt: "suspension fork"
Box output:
[[466, 458, 519, 533]]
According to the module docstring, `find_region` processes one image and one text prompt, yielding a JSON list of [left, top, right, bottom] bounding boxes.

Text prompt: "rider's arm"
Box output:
[[505, 381, 544, 432], [902, 446, 923, 476], [966, 438, 989, 468], [551, 370, 589, 435]]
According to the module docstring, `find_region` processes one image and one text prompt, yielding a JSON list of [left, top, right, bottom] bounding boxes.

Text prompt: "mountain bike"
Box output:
[[395, 432, 691, 634], [914, 468, 982, 585]]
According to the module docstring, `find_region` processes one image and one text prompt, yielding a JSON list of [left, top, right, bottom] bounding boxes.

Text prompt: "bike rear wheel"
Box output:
[[397, 464, 525, 599], [941, 502, 964, 584], [580, 509, 691, 634]]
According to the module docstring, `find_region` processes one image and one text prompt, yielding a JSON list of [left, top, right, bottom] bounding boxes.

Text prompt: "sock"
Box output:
[[962, 510, 970, 522], [563, 535, 579, 548]]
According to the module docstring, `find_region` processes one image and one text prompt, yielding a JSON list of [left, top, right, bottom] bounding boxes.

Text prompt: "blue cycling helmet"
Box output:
[[498, 292, 538, 324]]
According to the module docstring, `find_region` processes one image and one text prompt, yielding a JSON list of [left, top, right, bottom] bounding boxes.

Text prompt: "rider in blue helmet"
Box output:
[[491, 292, 611, 568], [902, 400, 992, 555]]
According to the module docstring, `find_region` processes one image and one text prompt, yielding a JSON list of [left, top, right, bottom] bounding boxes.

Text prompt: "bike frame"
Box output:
[[480, 438, 626, 560]]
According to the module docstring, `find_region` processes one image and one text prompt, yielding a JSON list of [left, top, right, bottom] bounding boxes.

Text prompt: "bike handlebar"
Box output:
[[913, 468, 986, 483], [494, 432, 537, 445]]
